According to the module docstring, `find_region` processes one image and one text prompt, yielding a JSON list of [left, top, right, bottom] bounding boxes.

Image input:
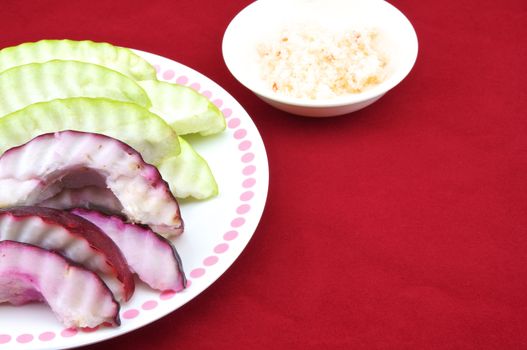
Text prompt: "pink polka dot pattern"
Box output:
[[214, 243, 230, 254], [243, 178, 256, 188], [142, 300, 158, 310], [224, 230, 238, 241], [0, 334, 11, 344], [231, 217, 246, 228], [176, 75, 188, 85], [190, 268, 206, 278], [81, 326, 99, 333], [213, 99, 223, 108], [39, 332, 55, 341], [61, 328, 78, 338], [170, 76, 262, 291], [160, 290, 176, 300], [123, 309, 139, 319], [190, 82, 201, 91], [162, 70, 175, 80], [222, 108, 233, 118], [243, 165, 256, 176], [228, 118, 241, 129], [16, 334, 33, 344], [203, 256, 219, 266], [234, 129, 247, 139], [186, 280, 192, 287], [237, 204, 251, 214], [239, 140, 252, 151], [242, 152, 255, 163], [241, 191, 254, 201]]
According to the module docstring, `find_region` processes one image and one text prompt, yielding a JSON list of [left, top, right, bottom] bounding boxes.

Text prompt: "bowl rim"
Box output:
[[222, 0, 419, 108]]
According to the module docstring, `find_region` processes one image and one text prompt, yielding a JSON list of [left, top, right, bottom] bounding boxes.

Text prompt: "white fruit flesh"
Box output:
[[0, 240, 120, 328], [72, 208, 186, 292], [0, 131, 183, 237], [0, 207, 135, 301], [39, 186, 124, 213]]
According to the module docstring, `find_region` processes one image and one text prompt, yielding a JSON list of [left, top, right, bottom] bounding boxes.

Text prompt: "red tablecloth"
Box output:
[[1, 0, 526, 349]]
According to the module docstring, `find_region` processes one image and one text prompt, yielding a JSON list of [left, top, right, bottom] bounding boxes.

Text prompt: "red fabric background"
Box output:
[[1, 0, 526, 349]]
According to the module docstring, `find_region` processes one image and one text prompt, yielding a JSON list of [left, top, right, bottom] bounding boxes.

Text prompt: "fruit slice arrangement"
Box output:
[[0, 130, 184, 237], [72, 208, 186, 293], [0, 39, 226, 328], [0, 240, 120, 328]]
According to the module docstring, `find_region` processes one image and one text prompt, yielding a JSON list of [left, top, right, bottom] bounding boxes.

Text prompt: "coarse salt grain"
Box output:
[[257, 24, 387, 100]]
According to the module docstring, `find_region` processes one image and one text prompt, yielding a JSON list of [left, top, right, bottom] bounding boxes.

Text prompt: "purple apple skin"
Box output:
[[72, 208, 186, 292], [0, 240, 120, 328], [0, 206, 135, 301], [0, 130, 183, 238]]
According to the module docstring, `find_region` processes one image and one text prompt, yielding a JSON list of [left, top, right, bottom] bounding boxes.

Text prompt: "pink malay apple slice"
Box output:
[[0, 206, 134, 301], [72, 208, 186, 292], [39, 186, 124, 214], [0, 130, 183, 238], [0, 240, 120, 328]]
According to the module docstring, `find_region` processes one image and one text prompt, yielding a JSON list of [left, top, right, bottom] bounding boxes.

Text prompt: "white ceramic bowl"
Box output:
[[222, 0, 418, 117]]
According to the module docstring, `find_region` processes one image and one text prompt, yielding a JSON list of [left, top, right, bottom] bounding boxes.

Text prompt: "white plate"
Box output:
[[0, 50, 269, 349]]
